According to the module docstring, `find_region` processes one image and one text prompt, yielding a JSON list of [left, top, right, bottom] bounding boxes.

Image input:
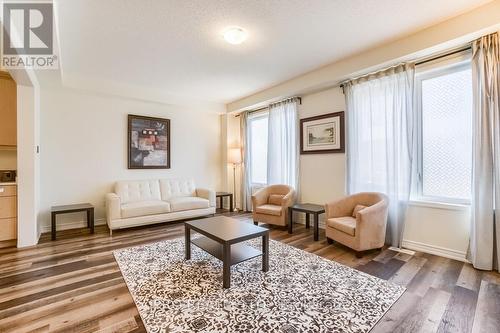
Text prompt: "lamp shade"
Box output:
[[228, 148, 242, 164]]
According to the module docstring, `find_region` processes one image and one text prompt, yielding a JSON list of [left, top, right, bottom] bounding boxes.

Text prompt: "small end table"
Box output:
[[288, 203, 325, 241], [216, 192, 233, 211], [51, 203, 94, 240]]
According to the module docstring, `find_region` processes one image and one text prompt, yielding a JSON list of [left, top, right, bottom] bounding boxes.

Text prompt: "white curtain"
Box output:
[[267, 98, 300, 193], [469, 33, 500, 271], [240, 112, 253, 211], [344, 64, 416, 247]]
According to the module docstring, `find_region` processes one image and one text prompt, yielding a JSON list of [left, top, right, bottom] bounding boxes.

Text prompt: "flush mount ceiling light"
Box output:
[[223, 26, 248, 45]]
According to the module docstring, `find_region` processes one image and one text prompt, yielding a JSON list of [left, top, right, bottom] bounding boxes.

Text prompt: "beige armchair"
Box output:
[[324, 192, 389, 257], [252, 185, 296, 227]]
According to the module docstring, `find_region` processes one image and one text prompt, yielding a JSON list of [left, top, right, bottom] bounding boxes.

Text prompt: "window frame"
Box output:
[[415, 60, 472, 205], [247, 110, 269, 186]]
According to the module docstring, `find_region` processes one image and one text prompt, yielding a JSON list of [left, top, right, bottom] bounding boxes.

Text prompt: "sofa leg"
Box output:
[[355, 251, 363, 258], [327, 238, 333, 245], [109, 229, 113, 237], [253, 221, 258, 226]]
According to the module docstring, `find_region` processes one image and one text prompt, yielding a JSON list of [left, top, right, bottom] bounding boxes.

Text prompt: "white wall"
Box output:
[[298, 88, 346, 205], [39, 87, 223, 231], [404, 203, 471, 261], [17, 84, 40, 247]]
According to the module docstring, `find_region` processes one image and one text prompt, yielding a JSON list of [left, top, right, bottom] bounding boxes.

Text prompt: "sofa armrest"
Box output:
[[105, 193, 121, 222], [196, 188, 216, 207], [324, 196, 356, 218]]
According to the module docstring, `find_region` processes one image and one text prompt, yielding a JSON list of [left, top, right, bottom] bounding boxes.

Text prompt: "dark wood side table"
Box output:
[[288, 203, 325, 241], [216, 192, 233, 211], [51, 203, 94, 240]]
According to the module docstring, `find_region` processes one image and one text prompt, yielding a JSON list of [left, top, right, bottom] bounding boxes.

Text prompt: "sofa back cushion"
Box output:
[[115, 180, 161, 204], [160, 179, 196, 201]]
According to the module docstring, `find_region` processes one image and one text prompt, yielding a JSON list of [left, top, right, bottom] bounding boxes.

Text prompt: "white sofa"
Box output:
[[105, 179, 215, 234]]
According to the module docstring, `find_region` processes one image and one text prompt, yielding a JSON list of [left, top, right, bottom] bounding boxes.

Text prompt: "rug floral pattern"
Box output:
[[114, 237, 405, 333]]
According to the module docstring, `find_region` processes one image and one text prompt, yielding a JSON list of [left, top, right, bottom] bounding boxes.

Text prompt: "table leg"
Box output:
[[223, 243, 231, 288], [89, 208, 95, 234], [306, 213, 310, 229], [185, 225, 191, 260], [217, 196, 221, 209], [262, 233, 269, 272], [51, 212, 56, 241], [314, 213, 319, 241], [288, 207, 293, 234], [230, 194, 233, 212]]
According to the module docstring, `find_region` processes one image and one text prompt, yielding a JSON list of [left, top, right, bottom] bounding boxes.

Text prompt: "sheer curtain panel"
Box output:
[[239, 112, 253, 211], [469, 33, 500, 271], [344, 64, 416, 247], [267, 98, 300, 194]]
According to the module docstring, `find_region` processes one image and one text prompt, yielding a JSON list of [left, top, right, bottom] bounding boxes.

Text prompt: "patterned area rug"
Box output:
[[114, 238, 405, 333]]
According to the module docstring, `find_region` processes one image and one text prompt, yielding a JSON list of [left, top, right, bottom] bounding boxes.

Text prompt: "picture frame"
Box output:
[[300, 111, 345, 154], [128, 114, 171, 169]]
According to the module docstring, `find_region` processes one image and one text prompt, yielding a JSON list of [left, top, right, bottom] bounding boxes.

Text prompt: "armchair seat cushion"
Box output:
[[169, 197, 209, 212], [326, 217, 356, 236], [121, 200, 171, 218], [255, 204, 282, 216]]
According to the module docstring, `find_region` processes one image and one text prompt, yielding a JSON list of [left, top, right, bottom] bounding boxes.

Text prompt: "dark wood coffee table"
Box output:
[[288, 203, 325, 241], [185, 216, 269, 288]]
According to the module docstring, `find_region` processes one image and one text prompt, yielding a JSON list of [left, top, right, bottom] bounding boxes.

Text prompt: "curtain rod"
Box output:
[[415, 45, 471, 66], [340, 44, 472, 92], [234, 96, 301, 117]]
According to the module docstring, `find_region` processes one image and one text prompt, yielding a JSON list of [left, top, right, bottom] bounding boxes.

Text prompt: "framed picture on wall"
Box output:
[[300, 111, 344, 154], [128, 114, 170, 169]]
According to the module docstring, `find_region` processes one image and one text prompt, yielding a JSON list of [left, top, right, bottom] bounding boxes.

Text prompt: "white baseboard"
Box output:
[[40, 218, 107, 233], [402, 239, 469, 263]]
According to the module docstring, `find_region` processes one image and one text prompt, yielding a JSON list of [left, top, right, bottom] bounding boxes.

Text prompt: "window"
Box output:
[[416, 59, 473, 203], [248, 111, 269, 185]]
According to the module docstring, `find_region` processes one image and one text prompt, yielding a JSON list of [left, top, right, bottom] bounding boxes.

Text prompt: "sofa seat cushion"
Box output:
[[121, 200, 171, 218], [255, 204, 282, 216], [169, 197, 209, 212], [326, 217, 356, 236]]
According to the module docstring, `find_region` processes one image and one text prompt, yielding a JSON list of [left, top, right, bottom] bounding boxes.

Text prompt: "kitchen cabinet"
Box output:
[[0, 184, 16, 241], [0, 72, 16, 147]]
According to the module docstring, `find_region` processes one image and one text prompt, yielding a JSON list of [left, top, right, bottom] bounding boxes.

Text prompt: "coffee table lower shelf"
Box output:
[[185, 217, 269, 288], [191, 236, 262, 266]]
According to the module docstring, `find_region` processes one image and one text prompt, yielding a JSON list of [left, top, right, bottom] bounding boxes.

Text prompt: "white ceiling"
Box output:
[[54, 0, 491, 104]]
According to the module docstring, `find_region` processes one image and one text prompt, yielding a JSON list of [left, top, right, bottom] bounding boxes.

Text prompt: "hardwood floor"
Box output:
[[0, 212, 498, 332]]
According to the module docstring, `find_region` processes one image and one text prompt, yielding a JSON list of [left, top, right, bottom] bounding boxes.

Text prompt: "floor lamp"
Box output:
[[228, 148, 241, 212]]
